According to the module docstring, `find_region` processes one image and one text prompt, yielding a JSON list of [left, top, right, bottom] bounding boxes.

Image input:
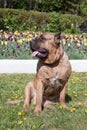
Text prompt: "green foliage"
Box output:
[[80, 0, 87, 16], [12, 0, 26, 9], [37, 0, 64, 12], [0, 8, 50, 31], [59, 14, 84, 33], [44, 12, 60, 32], [0, 8, 86, 33]]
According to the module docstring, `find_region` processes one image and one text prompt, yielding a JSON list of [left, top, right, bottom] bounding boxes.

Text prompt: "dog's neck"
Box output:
[[39, 50, 64, 67]]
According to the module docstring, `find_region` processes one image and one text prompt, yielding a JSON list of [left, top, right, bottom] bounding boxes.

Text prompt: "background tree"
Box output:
[[0, 0, 86, 16]]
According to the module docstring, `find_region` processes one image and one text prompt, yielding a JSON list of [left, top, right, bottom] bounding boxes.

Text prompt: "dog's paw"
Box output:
[[60, 103, 68, 109], [23, 104, 29, 112], [34, 107, 42, 115]]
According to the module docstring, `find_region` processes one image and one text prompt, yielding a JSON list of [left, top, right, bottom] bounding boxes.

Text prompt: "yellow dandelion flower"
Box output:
[[20, 96, 24, 99], [17, 103, 20, 106], [83, 93, 87, 96], [70, 107, 76, 112], [18, 112, 22, 116], [67, 88, 71, 91], [74, 94, 78, 97], [73, 91, 76, 94], [78, 102, 82, 106], [15, 95, 18, 99], [72, 81, 76, 84], [0, 106, 2, 109], [7, 99, 11, 101], [32, 125, 36, 129], [18, 120, 23, 125], [59, 105, 63, 109], [6, 128, 11, 130], [85, 109, 87, 113], [23, 117, 27, 120], [76, 77, 79, 81]]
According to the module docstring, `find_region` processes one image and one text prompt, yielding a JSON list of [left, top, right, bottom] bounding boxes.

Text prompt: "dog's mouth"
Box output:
[[31, 48, 49, 58], [30, 38, 49, 58], [32, 49, 48, 58]]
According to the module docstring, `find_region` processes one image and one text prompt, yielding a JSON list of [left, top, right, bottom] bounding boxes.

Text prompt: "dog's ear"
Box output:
[[54, 32, 61, 45]]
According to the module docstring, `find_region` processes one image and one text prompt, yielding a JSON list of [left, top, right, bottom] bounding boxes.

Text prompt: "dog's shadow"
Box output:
[[65, 94, 72, 103]]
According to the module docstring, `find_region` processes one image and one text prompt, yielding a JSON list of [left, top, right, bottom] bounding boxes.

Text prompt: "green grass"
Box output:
[[0, 72, 87, 130]]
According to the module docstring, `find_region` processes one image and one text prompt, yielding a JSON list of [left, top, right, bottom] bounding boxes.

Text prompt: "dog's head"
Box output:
[[30, 32, 63, 64]]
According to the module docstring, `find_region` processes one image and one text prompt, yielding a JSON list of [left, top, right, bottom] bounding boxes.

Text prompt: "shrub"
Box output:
[[80, 0, 87, 16], [58, 14, 84, 34], [0, 8, 86, 33], [0, 8, 50, 31]]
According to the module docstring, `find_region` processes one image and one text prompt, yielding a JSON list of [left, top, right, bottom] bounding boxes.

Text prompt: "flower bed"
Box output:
[[0, 30, 87, 59]]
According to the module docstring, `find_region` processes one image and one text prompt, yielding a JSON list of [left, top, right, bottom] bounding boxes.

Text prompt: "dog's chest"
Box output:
[[40, 66, 65, 89], [44, 77, 63, 89], [50, 77, 62, 88]]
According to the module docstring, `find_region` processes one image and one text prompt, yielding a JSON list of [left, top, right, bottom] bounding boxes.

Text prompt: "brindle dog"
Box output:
[[23, 32, 71, 115]]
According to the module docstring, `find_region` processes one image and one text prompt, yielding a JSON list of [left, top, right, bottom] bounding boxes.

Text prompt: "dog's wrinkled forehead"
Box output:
[[41, 33, 54, 40], [42, 33, 54, 39]]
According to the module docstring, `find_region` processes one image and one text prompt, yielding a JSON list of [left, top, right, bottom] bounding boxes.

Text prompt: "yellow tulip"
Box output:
[[84, 43, 87, 46], [4, 41, 8, 45], [14, 31, 18, 35], [77, 43, 81, 47], [1, 41, 4, 45], [68, 43, 70, 47], [17, 39, 23, 44], [62, 39, 66, 45], [4, 34, 8, 39]]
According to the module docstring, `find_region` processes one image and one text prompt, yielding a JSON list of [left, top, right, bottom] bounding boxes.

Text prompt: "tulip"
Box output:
[[17, 39, 23, 44]]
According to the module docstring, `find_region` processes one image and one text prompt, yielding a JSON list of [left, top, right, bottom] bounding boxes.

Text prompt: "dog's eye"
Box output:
[[40, 35, 46, 41]]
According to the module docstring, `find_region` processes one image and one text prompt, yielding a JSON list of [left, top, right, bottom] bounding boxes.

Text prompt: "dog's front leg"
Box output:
[[23, 82, 33, 111], [34, 79, 43, 115], [59, 82, 68, 108]]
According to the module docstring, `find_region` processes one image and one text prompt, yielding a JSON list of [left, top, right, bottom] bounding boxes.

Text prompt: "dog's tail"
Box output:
[[5, 99, 24, 105]]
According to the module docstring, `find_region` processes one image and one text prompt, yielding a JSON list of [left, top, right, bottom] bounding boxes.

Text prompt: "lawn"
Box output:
[[0, 72, 87, 130]]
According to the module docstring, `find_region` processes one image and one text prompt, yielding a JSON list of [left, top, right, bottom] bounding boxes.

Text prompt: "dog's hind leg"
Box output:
[[59, 82, 68, 108], [23, 81, 35, 112]]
